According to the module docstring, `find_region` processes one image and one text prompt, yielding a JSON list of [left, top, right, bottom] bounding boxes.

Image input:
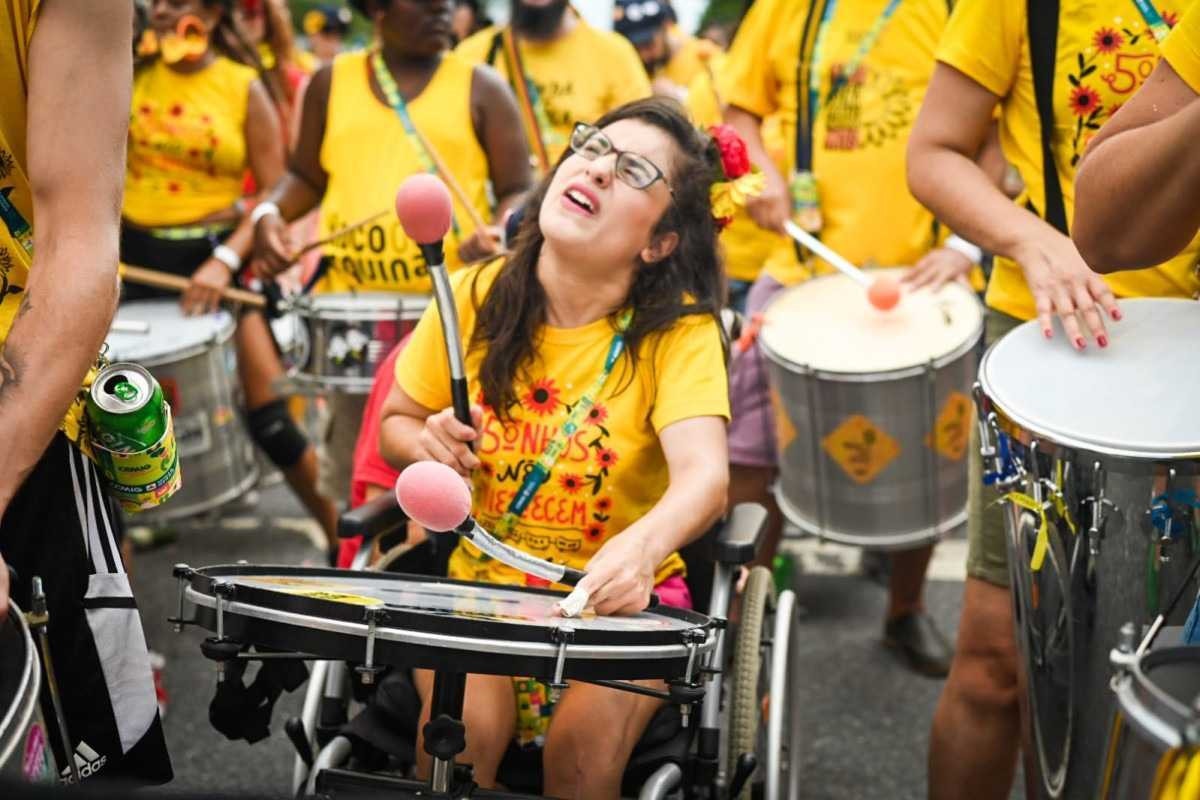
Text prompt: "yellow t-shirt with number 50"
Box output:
[[937, 0, 1200, 320], [395, 260, 730, 589]]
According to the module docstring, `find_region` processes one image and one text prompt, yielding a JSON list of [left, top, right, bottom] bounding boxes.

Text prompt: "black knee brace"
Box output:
[[246, 400, 309, 469]]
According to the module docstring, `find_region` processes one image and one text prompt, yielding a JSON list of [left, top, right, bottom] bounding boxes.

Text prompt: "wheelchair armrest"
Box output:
[[712, 503, 768, 566], [337, 491, 409, 542]]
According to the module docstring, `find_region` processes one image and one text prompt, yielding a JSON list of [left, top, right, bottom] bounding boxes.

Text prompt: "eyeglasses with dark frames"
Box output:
[[568, 123, 673, 195]]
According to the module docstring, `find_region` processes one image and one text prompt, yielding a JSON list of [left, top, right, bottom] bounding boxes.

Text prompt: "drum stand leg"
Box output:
[[424, 670, 468, 794]]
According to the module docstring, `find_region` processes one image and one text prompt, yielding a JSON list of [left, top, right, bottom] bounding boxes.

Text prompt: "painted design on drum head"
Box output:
[[822, 415, 900, 485], [926, 391, 971, 462]]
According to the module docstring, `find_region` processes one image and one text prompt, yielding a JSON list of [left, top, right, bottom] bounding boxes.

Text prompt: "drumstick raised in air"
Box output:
[[289, 209, 390, 260], [119, 263, 266, 309], [408, 127, 492, 237], [784, 220, 901, 311]]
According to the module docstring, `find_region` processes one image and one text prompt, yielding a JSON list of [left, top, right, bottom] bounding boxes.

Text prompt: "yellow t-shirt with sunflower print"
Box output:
[[938, 0, 1200, 320], [395, 260, 730, 589], [123, 56, 258, 227]]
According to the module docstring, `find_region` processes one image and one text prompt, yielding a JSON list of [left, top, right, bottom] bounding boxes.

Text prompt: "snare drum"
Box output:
[[107, 300, 259, 520], [1099, 646, 1200, 799], [977, 298, 1200, 799], [292, 293, 429, 394], [0, 602, 56, 783], [176, 565, 715, 681], [759, 270, 983, 549]]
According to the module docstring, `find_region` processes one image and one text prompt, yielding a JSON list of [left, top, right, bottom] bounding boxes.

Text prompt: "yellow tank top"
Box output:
[[0, 0, 93, 446], [123, 56, 257, 227], [316, 50, 490, 294]]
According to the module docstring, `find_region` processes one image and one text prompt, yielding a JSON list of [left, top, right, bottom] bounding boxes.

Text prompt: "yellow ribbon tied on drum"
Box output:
[[1151, 748, 1200, 800], [1003, 491, 1052, 572], [710, 171, 765, 222]]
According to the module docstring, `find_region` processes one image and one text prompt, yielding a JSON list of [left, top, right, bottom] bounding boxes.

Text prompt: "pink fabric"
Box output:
[[654, 575, 693, 610]]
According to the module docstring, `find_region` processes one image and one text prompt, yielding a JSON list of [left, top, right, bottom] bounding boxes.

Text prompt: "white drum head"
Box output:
[[980, 298, 1200, 458], [107, 300, 233, 363], [300, 292, 430, 318], [760, 270, 983, 374]]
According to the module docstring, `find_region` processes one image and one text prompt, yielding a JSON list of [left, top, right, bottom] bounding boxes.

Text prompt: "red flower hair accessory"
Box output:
[[707, 125, 763, 230]]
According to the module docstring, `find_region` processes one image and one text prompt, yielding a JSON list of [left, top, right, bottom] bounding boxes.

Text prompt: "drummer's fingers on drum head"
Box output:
[[1052, 287, 1087, 349], [1071, 285, 1108, 345], [1089, 274, 1122, 321], [1034, 293, 1057, 340]]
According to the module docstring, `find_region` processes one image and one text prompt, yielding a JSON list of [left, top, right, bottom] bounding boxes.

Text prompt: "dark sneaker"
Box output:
[[883, 611, 952, 678]]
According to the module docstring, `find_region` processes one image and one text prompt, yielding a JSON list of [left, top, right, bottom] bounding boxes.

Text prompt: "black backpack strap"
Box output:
[[485, 30, 503, 67], [1027, 0, 1069, 233], [793, 0, 831, 174]]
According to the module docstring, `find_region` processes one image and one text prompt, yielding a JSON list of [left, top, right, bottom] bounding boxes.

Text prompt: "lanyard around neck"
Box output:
[[0, 188, 33, 256], [491, 310, 633, 542], [1131, 0, 1171, 43]]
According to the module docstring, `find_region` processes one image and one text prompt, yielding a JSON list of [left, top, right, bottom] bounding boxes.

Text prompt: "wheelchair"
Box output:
[[184, 493, 800, 800]]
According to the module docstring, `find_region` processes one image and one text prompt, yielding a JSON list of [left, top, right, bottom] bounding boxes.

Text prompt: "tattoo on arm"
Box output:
[[15, 290, 32, 321], [0, 341, 24, 405]]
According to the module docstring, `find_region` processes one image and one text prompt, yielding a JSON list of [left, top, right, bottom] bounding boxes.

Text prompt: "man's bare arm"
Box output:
[[0, 0, 133, 510]]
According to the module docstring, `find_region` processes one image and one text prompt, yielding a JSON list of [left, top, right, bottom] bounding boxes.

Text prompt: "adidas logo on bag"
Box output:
[[60, 740, 106, 783]]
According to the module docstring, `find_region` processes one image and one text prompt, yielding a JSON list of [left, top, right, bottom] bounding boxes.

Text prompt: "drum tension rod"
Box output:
[[202, 580, 243, 682], [168, 563, 195, 632], [355, 605, 387, 686], [548, 625, 575, 702], [671, 629, 709, 727]]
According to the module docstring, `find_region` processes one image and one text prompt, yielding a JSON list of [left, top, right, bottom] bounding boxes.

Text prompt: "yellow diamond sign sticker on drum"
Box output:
[[927, 391, 972, 461], [822, 415, 901, 485]]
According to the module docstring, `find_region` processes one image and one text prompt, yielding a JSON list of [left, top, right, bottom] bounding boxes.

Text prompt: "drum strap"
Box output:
[[1026, 0, 1069, 234], [491, 310, 632, 543], [208, 646, 308, 744]]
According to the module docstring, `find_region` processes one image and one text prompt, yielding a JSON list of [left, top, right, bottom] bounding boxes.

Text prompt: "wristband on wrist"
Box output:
[[944, 234, 983, 266], [212, 244, 242, 274], [250, 201, 282, 226]]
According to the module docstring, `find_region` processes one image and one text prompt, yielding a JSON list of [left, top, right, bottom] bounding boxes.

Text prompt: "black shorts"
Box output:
[[0, 434, 172, 785]]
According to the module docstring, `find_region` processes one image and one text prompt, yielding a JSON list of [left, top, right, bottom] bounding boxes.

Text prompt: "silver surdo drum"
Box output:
[[1099, 645, 1200, 799], [174, 565, 715, 681], [760, 270, 983, 549], [0, 602, 56, 783], [976, 298, 1200, 799], [107, 300, 258, 521], [290, 293, 429, 394]]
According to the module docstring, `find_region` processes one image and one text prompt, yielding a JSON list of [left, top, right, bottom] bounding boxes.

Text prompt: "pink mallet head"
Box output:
[[867, 276, 902, 311], [395, 461, 472, 532], [395, 174, 454, 245]]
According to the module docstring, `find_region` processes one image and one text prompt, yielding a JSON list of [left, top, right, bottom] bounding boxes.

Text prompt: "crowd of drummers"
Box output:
[[2, 0, 1200, 797]]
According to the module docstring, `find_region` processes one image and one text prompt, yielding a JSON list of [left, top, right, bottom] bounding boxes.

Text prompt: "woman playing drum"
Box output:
[[378, 98, 730, 794], [121, 0, 339, 548]]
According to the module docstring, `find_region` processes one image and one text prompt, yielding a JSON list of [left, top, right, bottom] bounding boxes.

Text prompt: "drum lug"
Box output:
[[678, 629, 708, 728], [548, 625, 575, 702], [169, 563, 194, 632], [1086, 461, 1116, 558], [974, 383, 1020, 489], [210, 580, 236, 682], [355, 605, 387, 686], [1108, 621, 1139, 674]]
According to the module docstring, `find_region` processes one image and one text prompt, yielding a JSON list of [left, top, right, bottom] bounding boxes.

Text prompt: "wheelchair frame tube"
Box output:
[[701, 563, 734, 745], [639, 762, 684, 800]]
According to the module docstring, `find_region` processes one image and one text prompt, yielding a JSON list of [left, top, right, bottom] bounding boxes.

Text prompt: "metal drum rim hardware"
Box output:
[[0, 601, 40, 772], [107, 300, 235, 368]]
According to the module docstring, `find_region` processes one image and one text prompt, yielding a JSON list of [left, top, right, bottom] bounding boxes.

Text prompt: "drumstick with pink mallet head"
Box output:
[[395, 174, 473, 431], [395, 461, 595, 617], [784, 220, 901, 311]]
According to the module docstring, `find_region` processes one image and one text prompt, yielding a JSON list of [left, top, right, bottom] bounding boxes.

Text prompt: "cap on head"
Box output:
[[613, 0, 668, 45], [395, 461, 472, 532], [395, 174, 454, 245]]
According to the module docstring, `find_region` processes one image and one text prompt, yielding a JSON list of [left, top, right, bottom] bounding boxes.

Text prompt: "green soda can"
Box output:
[[87, 363, 181, 512]]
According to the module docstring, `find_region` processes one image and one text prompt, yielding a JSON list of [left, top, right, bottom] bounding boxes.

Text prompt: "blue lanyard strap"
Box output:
[[1131, 0, 1171, 43]]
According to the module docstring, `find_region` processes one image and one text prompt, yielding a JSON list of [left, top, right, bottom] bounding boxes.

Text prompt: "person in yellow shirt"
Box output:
[[455, 0, 651, 173], [252, 0, 532, 503], [1074, 3, 1200, 269], [722, 0, 976, 679], [906, 2, 1200, 797], [613, 0, 715, 102], [0, 0, 172, 783], [123, 0, 342, 553], [379, 98, 729, 794]]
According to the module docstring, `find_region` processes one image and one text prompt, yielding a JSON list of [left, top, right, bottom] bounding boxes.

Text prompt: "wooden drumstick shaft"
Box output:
[[408, 127, 493, 236], [290, 209, 390, 260], [119, 264, 266, 309], [784, 220, 872, 288]]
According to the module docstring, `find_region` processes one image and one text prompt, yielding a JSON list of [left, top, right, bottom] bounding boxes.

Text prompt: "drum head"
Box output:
[[107, 300, 233, 364], [183, 565, 711, 681], [760, 270, 982, 374], [980, 298, 1200, 458]]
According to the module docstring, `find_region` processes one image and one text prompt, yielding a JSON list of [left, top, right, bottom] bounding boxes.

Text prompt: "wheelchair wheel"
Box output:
[[728, 566, 800, 800]]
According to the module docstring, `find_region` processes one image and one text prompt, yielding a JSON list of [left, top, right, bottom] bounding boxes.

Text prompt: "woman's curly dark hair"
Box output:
[[470, 96, 727, 419]]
